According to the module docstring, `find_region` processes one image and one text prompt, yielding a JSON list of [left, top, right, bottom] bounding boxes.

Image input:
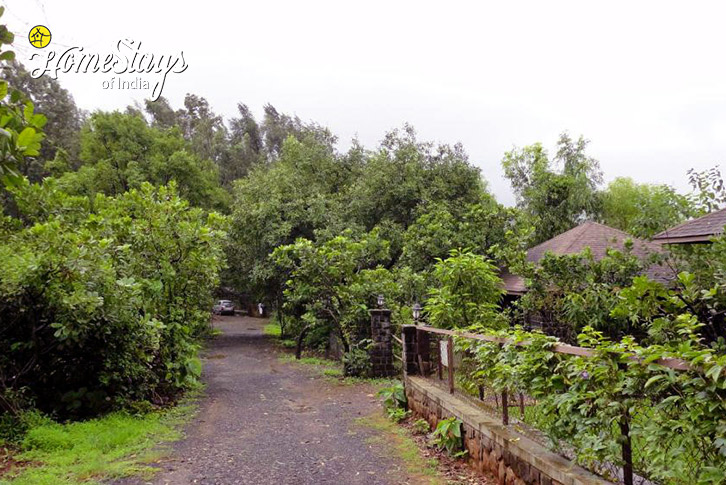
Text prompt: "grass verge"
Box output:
[[355, 413, 441, 484], [263, 322, 281, 338], [1, 401, 197, 485]]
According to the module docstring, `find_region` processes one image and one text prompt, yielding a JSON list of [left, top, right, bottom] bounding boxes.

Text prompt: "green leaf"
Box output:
[[644, 374, 665, 388], [23, 102, 34, 121], [17, 126, 36, 148]]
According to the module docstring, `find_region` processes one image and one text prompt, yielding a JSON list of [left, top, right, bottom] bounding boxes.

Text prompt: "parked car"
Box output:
[[213, 300, 235, 315]]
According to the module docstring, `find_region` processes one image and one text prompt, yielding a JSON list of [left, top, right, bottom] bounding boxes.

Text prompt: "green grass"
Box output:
[[277, 353, 338, 368], [263, 322, 281, 338], [355, 413, 441, 484], [1, 403, 196, 485]]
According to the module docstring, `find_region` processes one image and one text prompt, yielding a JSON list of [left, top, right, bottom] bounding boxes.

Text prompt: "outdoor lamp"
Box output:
[[412, 302, 421, 322], [377, 294, 385, 308]]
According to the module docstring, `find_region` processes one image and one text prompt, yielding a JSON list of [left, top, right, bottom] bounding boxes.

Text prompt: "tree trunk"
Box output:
[[295, 324, 311, 359]]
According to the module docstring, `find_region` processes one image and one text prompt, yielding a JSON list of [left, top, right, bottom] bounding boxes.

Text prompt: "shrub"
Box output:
[[411, 418, 430, 435], [378, 382, 408, 421], [343, 339, 373, 377], [432, 417, 465, 457], [0, 182, 226, 417]]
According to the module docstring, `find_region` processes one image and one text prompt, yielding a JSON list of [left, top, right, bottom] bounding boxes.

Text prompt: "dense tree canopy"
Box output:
[[502, 133, 603, 244], [600, 177, 692, 238], [55, 111, 229, 210]]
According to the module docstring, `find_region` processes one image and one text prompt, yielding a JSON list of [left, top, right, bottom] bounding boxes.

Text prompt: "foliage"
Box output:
[[425, 249, 505, 330], [431, 417, 464, 457], [411, 418, 430, 435], [600, 177, 692, 238], [399, 202, 519, 272], [0, 10, 45, 189], [459, 315, 726, 483], [378, 381, 409, 423], [0, 182, 226, 417], [513, 245, 659, 343], [387, 408, 411, 423], [58, 111, 228, 210], [347, 124, 487, 236], [2, 61, 82, 179], [342, 339, 373, 377], [5, 403, 195, 484], [688, 165, 726, 214], [272, 230, 391, 353], [502, 132, 602, 244]]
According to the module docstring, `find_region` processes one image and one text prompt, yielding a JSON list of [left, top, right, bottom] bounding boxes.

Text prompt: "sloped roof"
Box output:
[[653, 207, 726, 244], [502, 221, 666, 295]]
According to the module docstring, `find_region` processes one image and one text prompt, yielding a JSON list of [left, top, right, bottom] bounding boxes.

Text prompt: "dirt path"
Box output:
[[137, 315, 423, 485]]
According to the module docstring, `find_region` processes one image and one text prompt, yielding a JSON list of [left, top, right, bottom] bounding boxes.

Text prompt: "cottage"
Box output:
[[652, 207, 726, 245], [501, 221, 665, 296]]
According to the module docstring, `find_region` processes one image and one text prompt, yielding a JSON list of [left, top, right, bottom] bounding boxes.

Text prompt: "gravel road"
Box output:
[[125, 315, 419, 485]]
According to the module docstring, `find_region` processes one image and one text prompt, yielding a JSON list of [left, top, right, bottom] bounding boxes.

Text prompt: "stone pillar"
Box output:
[[402, 325, 418, 376], [369, 308, 395, 377], [416, 328, 431, 376]]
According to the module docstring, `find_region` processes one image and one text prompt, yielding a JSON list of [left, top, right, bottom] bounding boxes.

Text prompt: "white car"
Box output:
[[212, 300, 235, 315]]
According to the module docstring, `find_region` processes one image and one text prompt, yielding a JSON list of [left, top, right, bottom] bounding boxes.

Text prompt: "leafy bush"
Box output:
[[377, 382, 407, 411], [0, 182, 226, 417], [343, 339, 372, 377], [377, 382, 409, 421], [432, 417, 465, 457], [0, 409, 49, 443], [387, 408, 411, 423], [411, 418, 430, 435]]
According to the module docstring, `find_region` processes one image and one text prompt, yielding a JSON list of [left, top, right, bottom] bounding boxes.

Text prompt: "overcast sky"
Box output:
[[6, 0, 726, 204]]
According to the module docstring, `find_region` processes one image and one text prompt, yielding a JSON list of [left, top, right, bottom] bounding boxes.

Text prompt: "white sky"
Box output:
[[5, 0, 726, 205]]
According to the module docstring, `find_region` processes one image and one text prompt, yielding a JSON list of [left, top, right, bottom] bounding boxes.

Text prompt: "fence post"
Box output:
[[501, 391, 509, 425], [620, 409, 633, 485], [369, 307, 395, 377], [447, 336, 455, 394]]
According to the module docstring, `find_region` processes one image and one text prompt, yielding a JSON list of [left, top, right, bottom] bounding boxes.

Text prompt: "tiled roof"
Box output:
[[502, 221, 667, 295], [653, 207, 726, 244]]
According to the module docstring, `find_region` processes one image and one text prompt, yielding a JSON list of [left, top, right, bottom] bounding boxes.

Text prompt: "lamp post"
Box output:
[[377, 294, 385, 308], [412, 302, 421, 324]]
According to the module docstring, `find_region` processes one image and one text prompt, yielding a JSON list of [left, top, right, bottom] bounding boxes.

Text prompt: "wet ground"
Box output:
[[121, 315, 421, 485]]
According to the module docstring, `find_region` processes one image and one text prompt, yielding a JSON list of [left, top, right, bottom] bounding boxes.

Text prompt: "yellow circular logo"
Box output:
[[28, 25, 51, 49]]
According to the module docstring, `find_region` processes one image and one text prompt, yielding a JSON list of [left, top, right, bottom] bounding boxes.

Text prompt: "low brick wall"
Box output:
[[405, 376, 609, 485]]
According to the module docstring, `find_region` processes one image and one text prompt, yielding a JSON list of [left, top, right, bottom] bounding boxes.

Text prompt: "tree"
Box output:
[[1, 182, 227, 417], [0, 10, 45, 189], [425, 249, 505, 330], [1, 61, 82, 180], [399, 201, 518, 272], [346, 124, 487, 246], [272, 230, 390, 357], [503, 133, 602, 244], [220, 103, 264, 186], [226, 134, 353, 308], [59, 111, 228, 210], [600, 177, 692, 238], [687, 165, 726, 214]]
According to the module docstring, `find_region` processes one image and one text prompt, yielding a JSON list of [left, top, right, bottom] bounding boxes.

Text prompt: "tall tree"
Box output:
[[502, 132, 602, 243], [600, 177, 692, 238], [59, 111, 228, 210]]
